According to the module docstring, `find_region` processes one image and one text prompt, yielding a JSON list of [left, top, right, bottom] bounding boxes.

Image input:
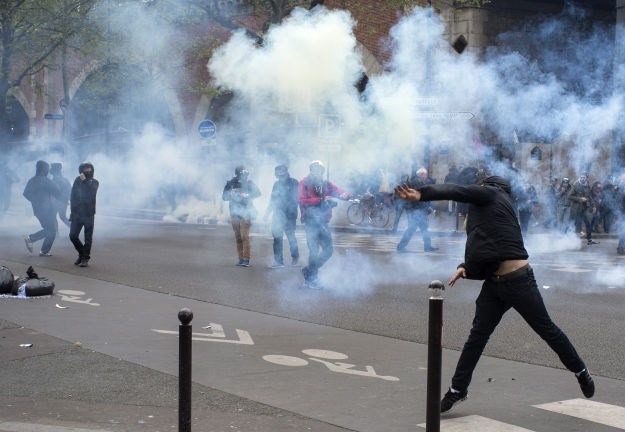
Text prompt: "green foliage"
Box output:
[[453, 0, 492, 7]]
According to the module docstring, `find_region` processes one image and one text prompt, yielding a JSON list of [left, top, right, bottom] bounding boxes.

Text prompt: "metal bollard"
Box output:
[[179, 308, 193, 432], [426, 280, 445, 432]]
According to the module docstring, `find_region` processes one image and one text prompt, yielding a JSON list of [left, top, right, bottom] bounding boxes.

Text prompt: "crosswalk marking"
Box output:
[[0, 421, 111, 432], [533, 398, 625, 430], [418, 415, 534, 431]]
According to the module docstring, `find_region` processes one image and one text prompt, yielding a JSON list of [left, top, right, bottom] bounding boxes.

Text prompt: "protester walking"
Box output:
[[264, 164, 299, 268], [298, 160, 350, 289], [395, 175, 594, 413], [222, 166, 260, 267], [396, 167, 437, 252], [69, 162, 99, 267], [23, 160, 63, 256]]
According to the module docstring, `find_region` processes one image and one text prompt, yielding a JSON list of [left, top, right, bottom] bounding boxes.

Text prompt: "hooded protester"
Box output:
[[395, 175, 594, 413], [50, 163, 71, 228], [23, 160, 63, 256], [264, 164, 299, 268], [69, 162, 99, 267], [222, 165, 261, 267], [298, 160, 350, 289]]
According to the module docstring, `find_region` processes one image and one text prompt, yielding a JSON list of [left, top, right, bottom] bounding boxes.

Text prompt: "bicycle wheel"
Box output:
[[347, 203, 365, 225], [371, 205, 391, 228]]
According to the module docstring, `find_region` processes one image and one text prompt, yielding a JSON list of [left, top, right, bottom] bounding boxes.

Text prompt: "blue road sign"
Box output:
[[198, 120, 216, 138]]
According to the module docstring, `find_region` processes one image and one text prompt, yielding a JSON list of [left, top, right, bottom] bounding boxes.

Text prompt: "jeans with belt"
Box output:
[[451, 265, 586, 392]]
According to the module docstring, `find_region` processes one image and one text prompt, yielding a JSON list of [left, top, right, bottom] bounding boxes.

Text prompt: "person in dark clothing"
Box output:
[[50, 163, 71, 228], [396, 167, 437, 252], [69, 162, 99, 267], [0, 160, 19, 218], [516, 182, 538, 234], [395, 175, 594, 413], [298, 160, 350, 289], [222, 166, 261, 267], [569, 173, 598, 245], [264, 165, 299, 268], [23, 160, 63, 256]]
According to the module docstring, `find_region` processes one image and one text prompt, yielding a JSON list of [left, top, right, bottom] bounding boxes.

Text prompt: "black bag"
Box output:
[[0, 266, 14, 294], [16, 278, 55, 297], [11, 266, 55, 297]]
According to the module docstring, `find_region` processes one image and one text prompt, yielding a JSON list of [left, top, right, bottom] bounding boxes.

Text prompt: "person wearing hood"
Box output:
[[69, 162, 99, 267], [264, 165, 299, 268], [222, 165, 261, 267], [50, 163, 71, 228], [23, 160, 63, 256], [395, 175, 594, 413]]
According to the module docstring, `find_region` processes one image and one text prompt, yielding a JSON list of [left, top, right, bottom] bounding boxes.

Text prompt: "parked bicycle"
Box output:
[[346, 192, 394, 228]]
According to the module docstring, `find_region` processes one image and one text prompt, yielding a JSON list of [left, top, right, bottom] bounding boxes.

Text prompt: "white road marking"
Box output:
[[418, 415, 534, 431], [0, 421, 111, 432], [151, 323, 254, 345], [533, 399, 625, 430]]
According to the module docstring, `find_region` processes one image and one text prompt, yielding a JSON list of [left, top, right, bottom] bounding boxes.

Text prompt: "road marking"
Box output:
[[418, 415, 534, 431], [262, 349, 399, 381], [533, 399, 625, 430], [152, 323, 254, 345], [0, 421, 111, 432], [57, 290, 100, 307]]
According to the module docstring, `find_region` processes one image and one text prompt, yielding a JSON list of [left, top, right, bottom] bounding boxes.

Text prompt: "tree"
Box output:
[[0, 0, 97, 143]]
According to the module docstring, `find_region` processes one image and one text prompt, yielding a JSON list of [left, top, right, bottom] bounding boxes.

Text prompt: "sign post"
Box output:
[[198, 119, 217, 147]]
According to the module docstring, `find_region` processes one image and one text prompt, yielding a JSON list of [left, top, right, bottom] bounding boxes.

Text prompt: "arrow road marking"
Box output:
[[151, 323, 254, 345]]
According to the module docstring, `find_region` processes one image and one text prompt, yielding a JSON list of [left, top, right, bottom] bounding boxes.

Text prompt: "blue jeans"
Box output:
[[397, 209, 431, 251], [303, 220, 333, 281], [29, 212, 58, 254], [451, 266, 585, 392]]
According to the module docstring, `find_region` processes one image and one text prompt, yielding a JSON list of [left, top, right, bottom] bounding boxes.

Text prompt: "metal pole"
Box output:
[[426, 280, 445, 432], [179, 308, 193, 432]]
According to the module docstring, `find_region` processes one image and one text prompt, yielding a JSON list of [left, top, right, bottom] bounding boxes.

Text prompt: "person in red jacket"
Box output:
[[298, 160, 350, 289]]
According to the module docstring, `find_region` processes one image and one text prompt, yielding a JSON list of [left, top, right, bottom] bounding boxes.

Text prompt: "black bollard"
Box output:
[[179, 308, 193, 432], [426, 280, 445, 432]]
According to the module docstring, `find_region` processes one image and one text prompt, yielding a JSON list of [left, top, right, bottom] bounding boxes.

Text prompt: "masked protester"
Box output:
[[222, 166, 261, 267], [298, 160, 350, 289], [264, 165, 299, 268], [69, 162, 99, 267], [23, 160, 63, 256], [395, 175, 594, 413], [50, 163, 71, 228]]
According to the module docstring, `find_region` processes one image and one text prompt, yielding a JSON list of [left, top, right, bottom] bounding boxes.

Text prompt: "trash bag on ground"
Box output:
[[8, 266, 55, 297], [0, 266, 14, 294]]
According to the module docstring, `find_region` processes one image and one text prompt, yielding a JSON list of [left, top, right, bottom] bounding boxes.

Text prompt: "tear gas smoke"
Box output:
[[1, 3, 623, 293]]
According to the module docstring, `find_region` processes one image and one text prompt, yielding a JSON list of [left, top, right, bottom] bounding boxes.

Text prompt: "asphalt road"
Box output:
[[1, 214, 624, 431]]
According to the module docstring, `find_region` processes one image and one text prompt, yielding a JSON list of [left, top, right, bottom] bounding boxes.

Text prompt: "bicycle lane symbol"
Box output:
[[262, 349, 399, 382]]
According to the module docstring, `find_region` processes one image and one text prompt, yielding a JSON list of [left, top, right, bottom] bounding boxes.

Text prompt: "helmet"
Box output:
[[309, 160, 325, 176]]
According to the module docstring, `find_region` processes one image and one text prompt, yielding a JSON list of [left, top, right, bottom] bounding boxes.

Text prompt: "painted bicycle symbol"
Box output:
[[263, 349, 399, 382]]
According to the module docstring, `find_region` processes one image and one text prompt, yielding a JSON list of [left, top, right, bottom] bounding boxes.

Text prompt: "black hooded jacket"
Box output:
[[70, 163, 99, 217], [418, 176, 528, 280], [23, 160, 62, 216]]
